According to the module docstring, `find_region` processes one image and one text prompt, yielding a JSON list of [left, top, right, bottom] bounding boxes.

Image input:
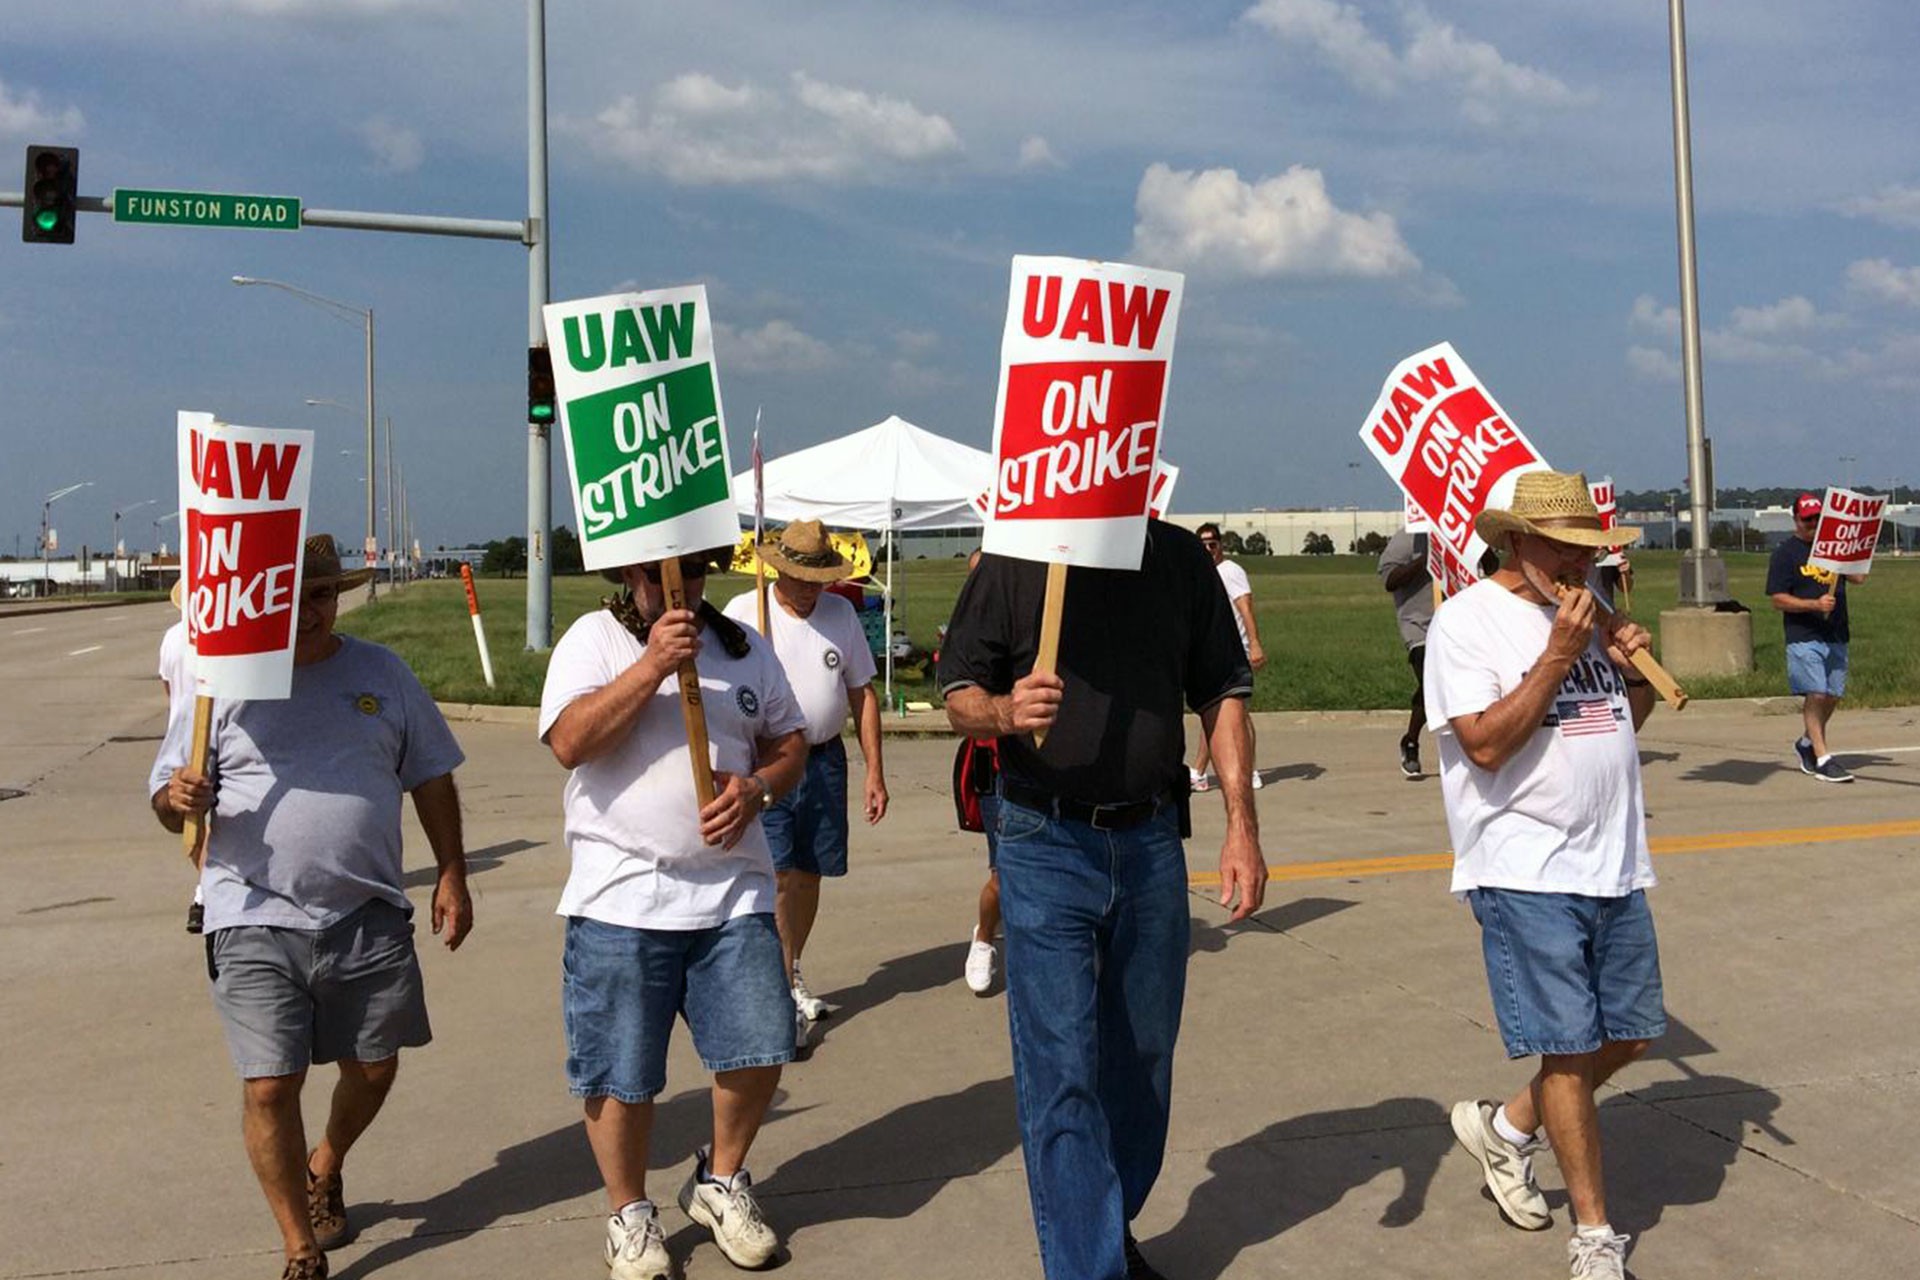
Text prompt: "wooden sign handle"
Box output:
[[181, 694, 213, 864], [1628, 647, 1688, 711], [1032, 562, 1068, 748], [660, 557, 717, 807], [755, 549, 770, 635]]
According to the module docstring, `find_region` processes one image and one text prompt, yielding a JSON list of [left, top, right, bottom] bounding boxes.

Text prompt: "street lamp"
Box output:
[[234, 275, 377, 597], [112, 499, 158, 588], [1839, 454, 1857, 489], [40, 481, 92, 596], [153, 510, 179, 559]]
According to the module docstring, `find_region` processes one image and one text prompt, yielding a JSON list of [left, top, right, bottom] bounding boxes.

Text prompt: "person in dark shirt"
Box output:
[[1766, 492, 1867, 783], [937, 519, 1265, 1280]]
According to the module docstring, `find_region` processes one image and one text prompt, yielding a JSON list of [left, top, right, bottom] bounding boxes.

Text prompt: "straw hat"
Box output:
[[758, 520, 854, 583], [1474, 471, 1642, 549], [302, 534, 376, 589]]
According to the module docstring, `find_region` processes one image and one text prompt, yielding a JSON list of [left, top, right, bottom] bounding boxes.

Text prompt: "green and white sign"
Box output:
[[541, 285, 738, 571], [114, 188, 301, 231]]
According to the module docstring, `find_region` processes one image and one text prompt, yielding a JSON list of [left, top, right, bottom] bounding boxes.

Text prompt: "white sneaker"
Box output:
[[1250, 770, 1265, 789], [790, 964, 828, 1021], [679, 1149, 780, 1269], [605, 1205, 675, 1280], [793, 1003, 810, 1054], [1567, 1227, 1630, 1279], [964, 929, 998, 995], [1449, 1099, 1551, 1230]]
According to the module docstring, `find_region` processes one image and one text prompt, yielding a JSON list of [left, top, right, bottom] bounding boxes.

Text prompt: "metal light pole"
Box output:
[[527, 0, 553, 650], [112, 499, 158, 589], [386, 416, 397, 589], [1839, 454, 1857, 489], [1667, 0, 1728, 604], [40, 481, 92, 596], [153, 510, 179, 561], [234, 275, 378, 599]]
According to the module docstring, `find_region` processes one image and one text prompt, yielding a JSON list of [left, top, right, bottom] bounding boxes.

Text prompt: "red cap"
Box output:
[[1794, 493, 1823, 519]]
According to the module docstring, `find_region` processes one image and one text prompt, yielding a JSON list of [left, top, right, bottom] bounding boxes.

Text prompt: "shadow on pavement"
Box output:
[[334, 1085, 805, 1278], [763, 1075, 1020, 1235], [1189, 897, 1356, 955], [818, 940, 971, 1025], [1680, 757, 1791, 786], [1263, 762, 1326, 784], [1604, 1074, 1787, 1240], [402, 838, 544, 888], [1154, 1096, 1452, 1279]]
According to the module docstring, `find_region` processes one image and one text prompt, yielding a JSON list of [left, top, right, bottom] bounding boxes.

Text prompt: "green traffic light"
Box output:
[[531, 404, 555, 423], [35, 208, 58, 232]]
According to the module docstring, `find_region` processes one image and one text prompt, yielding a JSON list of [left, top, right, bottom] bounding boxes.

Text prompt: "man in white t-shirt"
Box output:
[[541, 546, 808, 1280], [723, 521, 887, 1036], [157, 582, 205, 932], [1424, 472, 1662, 1280], [1189, 522, 1267, 790]]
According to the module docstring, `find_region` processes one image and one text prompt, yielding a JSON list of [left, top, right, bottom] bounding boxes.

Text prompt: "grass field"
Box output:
[[337, 551, 1920, 712]]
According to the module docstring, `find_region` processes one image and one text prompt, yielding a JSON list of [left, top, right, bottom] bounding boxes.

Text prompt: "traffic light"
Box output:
[[22, 145, 78, 245], [528, 344, 557, 425]]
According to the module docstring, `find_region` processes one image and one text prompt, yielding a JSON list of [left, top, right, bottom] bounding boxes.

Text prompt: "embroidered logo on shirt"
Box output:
[[355, 693, 381, 716], [824, 649, 841, 670], [1554, 698, 1621, 737], [735, 686, 760, 717]]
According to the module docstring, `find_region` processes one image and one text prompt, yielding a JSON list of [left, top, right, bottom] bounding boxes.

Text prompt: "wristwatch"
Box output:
[[750, 774, 773, 810]]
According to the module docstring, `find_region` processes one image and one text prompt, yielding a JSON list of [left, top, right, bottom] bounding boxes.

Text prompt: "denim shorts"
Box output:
[[206, 898, 430, 1079], [762, 737, 851, 877], [1786, 639, 1848, 697], [561, 912, 793, 1102], [1468, 888, 1666, 1059]]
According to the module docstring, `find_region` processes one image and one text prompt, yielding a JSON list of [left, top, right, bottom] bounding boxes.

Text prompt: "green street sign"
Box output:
[[113, 188, 301, 231]]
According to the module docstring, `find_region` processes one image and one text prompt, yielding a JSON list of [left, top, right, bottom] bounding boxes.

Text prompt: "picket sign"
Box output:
[[1810, 486, 1886, 581], [1357, 350, 1687, 709], [174, 411, 315, 856], [459, 564, 495, 689], [981, 257, 1184, 745], [542, 286, 740, 806]]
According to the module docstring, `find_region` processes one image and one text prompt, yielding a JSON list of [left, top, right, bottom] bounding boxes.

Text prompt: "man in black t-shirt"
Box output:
[[1766, 492, 1866, 783], [938, 519, 1265, 1280]]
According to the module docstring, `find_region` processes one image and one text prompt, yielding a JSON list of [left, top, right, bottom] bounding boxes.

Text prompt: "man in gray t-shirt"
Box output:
[[1378, 529, 1436, 779], [151, 535, 470, 1280]]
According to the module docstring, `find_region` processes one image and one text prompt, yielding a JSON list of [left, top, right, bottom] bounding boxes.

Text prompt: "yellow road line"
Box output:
[[1189, 817, 1920, 888]]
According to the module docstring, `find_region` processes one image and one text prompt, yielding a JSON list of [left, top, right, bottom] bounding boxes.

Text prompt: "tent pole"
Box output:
[[883, 514, 894, 712]]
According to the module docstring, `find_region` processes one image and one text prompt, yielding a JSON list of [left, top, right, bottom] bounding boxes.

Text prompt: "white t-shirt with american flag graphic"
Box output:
[[1423, 578, 1654, 899]]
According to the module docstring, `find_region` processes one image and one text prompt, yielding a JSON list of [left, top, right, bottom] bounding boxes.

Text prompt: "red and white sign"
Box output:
[[974, 455, 1179, 523], [1809, 486, 1887, 576], [1426, 534, 1479, 598], [1589, 477, 1617, 528], [176, 411, 313, 700], [1359, 342, 1549, 586], [983, 256, 1184, 569]]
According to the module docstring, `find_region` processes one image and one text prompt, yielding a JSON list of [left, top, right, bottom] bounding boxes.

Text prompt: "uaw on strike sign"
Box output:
[[542, 285, 738, 572], [1810, 487, 1887, 576], [983, 257, 1183, 569], [177, 412, 314, 700], [1359, 342, 1548, 595]]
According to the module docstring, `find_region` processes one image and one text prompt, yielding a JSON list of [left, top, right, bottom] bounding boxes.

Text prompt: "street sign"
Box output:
[[113, 188, 300, 231]]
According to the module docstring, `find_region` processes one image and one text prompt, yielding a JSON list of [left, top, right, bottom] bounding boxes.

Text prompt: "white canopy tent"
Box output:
[[732, 415, 993, 703]]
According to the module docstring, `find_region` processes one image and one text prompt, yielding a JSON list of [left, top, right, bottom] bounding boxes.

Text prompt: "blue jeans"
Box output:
[[762, 738, 851, 876], [1468, 888, 1666, 1059], [1786, 639, 1848, 696], [994, 793, 1190, 1280]]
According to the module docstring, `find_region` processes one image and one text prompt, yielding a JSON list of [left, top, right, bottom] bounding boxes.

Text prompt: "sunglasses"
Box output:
[[638, 555, 713, 584]]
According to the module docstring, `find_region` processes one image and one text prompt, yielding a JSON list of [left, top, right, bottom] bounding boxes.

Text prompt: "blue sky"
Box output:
[[6, 0, 1919, 557]]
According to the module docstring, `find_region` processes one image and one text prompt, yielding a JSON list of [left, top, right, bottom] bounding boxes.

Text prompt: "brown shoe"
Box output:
[[281, 1254, 328, 1280], [306, 1160, 353, 1251]]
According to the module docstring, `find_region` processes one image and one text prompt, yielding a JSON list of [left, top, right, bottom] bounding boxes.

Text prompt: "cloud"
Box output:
[[1017, 135, 1063, 170], [1846, 258, 1920, 307], [361, 118, 424, 174], [1727, 295, 1844, 336], [0, 77, 84, 139], [1838, 184, 1920, 231], [1626, 345, 1682, 381], [1627, 293, 1825, 375], [197, 0, 448, 14], [713, 319, 835, 374], [1130, 162, 1425, 283], [574, 71, 961, 186], [1242, 0, 1588, 126]]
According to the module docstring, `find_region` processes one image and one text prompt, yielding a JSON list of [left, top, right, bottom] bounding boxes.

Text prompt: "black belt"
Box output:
[[999, 778, 1167, 832]]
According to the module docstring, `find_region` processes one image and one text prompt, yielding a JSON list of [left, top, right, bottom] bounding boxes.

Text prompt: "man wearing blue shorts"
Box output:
[[1424, 473, 1665, 1280], [1767, 491, 1866, 784], [724, 521, 888, 1039], [542, 548, 808, 1280]]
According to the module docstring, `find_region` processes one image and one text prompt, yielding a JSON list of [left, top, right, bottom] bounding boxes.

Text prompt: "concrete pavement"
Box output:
[[3, 601, 1918, 1278]]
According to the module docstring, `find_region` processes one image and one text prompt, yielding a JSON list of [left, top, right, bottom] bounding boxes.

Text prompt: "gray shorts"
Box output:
[[206, 899, 431, 1079]]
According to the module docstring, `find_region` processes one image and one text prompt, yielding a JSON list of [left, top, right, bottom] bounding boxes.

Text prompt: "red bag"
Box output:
[[951, 737, 1000, 833]]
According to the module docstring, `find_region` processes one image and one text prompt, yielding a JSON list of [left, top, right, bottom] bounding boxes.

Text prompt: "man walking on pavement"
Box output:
[[1768, 491, 1865, 783], [723, 520, 888, 1041], [1424, 473, 1665, 1280], [1377, 527, 1435, 778], [150, 535, 473, 1280], [1188, 521, 1266, 791], [542, 548, 808, 1279], [939, 518, 1266, 1280]]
